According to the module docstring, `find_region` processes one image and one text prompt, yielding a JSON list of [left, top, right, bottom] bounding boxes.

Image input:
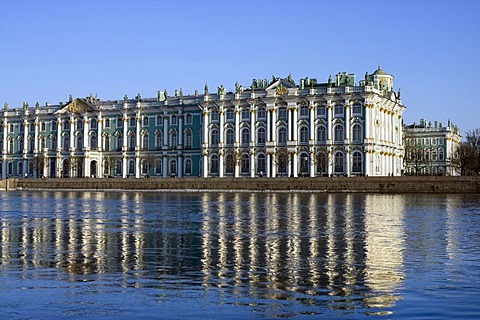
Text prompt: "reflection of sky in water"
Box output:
[[0, 191, 478, 319]]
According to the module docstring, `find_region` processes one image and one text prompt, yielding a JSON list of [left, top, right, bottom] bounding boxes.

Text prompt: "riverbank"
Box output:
[[3, 176, 480, 193]]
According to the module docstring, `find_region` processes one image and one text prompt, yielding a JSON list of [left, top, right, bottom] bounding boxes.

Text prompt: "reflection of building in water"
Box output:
[[364, 195, 406, 309]]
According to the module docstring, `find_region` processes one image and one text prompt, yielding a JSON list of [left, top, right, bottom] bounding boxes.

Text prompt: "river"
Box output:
[[0, 191, 478, 319]]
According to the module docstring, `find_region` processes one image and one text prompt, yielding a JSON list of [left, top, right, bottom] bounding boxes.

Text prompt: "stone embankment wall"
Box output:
[[8, 176, 480, 193]]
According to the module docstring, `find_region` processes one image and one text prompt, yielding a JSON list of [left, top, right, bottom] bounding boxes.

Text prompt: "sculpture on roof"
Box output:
[[204, 84, 209, 95], [124, 95, 128, 101], [3, 102, 8, 110], [235, 81, 240, 93], [69, 94, 73, 102], [23, 102, 29, 110], [287, 74, 294, 84], [328, 75, 332, 87], [164, 89, 168, 100], [218, 85, 226, 96]]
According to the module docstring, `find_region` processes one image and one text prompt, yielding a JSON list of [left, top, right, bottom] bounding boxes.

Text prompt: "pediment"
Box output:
[[55, 98, 97, 114], [266, 78, 297, 96]]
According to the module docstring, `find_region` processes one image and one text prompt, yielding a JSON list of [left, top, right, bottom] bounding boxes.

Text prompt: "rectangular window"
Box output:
[[241, 108, 250, 121], [334, 104, 344, 117], [105, 118, 110, 128], [171, 115, 178, 125], [257, 107, 266, 119], [317, 106, 326, 118], [226, 109, 234, 121], [185, 114, 193, 125], [352, 103, 362, 115]]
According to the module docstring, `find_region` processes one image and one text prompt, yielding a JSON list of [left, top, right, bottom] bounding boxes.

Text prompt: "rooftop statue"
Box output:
[[124, 94, 128, 101], [164, 89, 168, 100], [3, 102, 8, 110], [23, 102, 29, 110], [204, 84, 209, 94], [218, 85, 226, 96]]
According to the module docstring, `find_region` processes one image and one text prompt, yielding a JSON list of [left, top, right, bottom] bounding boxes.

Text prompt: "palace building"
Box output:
[[1, 67, 406, 179], [403, 118, 461, 176]]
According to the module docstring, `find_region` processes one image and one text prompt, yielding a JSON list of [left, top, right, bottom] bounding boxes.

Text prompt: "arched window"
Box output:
[[185, 113, 192, 125], [28, 138, 34, 153], [257, 154, 266, 174], [114, 159, 122, 175], [278, 127, 287, 144], [352, 124, 362, 142], [142, 116, 149, 126], [210, 128, 219, 145], [156, 115, 162, 126], [104, 118, 110, 128], [128, 160, 135, 175], [51, 136, 57, 150], [103, 134, 110, 151], [117, 117, 123, 128], [8, 162, 13, 175], [241, 128, 249, 145], [156, 131, 162, 149], [210, 154, 219, 174], [169, 158, 177, 175], [91, 119, 98, 129], [225, 128, 234, 146], [77, 119, 83, 130], [142, 133, 149, 150], [241, 153, 250, 174], [316, 152, 327, 174], [317, 125, 326, 143], [352, 151, 363, 173], [334, 124, 344, 143], [299, 126, 309, 144], [170, 130, 177, 147], [438, 148, 444, 161], [63, 134, 69, 150], [63, 120, 70, 130], [129, 117, 136, 127], [184, 158, 192, 175], [76, 134, 83, 151], [128, 133, 135, 151], [141, 159, 149, 175], [155, 158, 162, 175], [185, 129, 193, 149], [334, 152, 344, 173], [90, 134, 97, 149], [18, 162, 23, 175], [257, 127, 266, 144], [299, 152, 309, 174], [116, 134, 122, 151]]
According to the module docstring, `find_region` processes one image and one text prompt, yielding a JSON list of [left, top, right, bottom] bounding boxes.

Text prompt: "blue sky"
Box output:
[[1, 0, 479, 134]]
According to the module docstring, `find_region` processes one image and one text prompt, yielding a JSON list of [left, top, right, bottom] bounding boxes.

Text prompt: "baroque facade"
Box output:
[[403, 119, 461, 175], [1, 67, 405, 179]]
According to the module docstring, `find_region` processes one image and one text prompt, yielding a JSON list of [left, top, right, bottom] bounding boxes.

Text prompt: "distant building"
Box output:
[[403, 119, 461, 175], [1, 67, 406, 178]]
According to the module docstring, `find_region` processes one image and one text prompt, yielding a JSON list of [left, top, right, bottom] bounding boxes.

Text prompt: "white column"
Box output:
[[163, 155, 168, 177], [309, 151, 315, 177], [271, 108, 277, 144], [177, 156, 183, 178], [203, 153, 208, 178], [287, 108, 292, 141], [2, 120, 7, 178], [163, 115, 168, 146], [292, 152, 298, 177], [34, 117, 39, 152], [271, 153, 277, 177], [23, 120, 28, 153], [135, 115, 141, 178], [57, 118, 62, 152], [309, 104, 315, 142], [345, 103, 351, 142], [122, 115, 128, 178], [250, 152, 255, 177], [202, 110, 209, 178], [266, 110, 271, 142], [292, 105, 298, 142], [69, 116, 74, 151], [219, 153, 224, 178], [83, 116, 89, 149], [234, 109, 240, 145], [346, 150, 351, 176], [327, 104, 333, 143], [250, 106, 255, 144]]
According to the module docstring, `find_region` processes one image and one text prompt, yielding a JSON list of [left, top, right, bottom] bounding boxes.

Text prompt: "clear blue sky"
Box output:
[[1, 0, 479, 134]]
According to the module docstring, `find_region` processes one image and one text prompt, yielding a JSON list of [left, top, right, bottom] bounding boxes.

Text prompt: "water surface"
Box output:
[[0, 191, 479, 319]]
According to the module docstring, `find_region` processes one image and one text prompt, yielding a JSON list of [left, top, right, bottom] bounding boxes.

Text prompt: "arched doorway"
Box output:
[[90, 160, 98, 178]]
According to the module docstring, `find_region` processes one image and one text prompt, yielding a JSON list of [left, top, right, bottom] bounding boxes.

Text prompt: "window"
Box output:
[[51, 136, 57, 150], [439, 148, 444, 160], [76, 134, 83, 150], [278, 107, 287, 120], [184, 158, 192, 175], [171, 115, 177, 125], [117, 117, 123, 128], [52, 121, 58, 131], [352, 103, 362, 115], [241, 128, 249, 145], [141, 160, 149, 175], [39, 137, 46, 150], [63, 134, 69, 150], [128, 160, 135, 175], [170, 130, 177, 147], [142, 134, 149, 150], [225, 154, 234, 174], [185, 129, 193, 149], [155, 131, 162, 149], [116, 134, 122, 151], [226, 128, 234, 146], [63, 120, 70, 131], [155, 158, 162, 175], [316, 152, 327, 174], [169, 158, 177, 175], [30, 123, 35, 132], [128, 134, 135, 151], [77, 119, 83, 130], [334, 124, 344, 143], [278, 127, 287, 144], [143, 116, 149, 126], [317, 125, 326, 143], [185, 114, 193, 125], [334, 104, 344, 117], [257, 107, 266, 119], [28, 138, 34, 153], [90, 134, 97, 149], [300, 105, 309, 118], [226, 109, 234, 121], [40, 122, 46, 131], [156, 115, 162, 126], [257, 154, 266, 174], [210, 110, 219, 122], [257, 127, 266, 144], [241, 108, 250, 121], [104, 118, 110, 128], [299, 126, 309, 144], [432, 150, 437, 161], [115, 160, 122, 176], [352, 152, 362, 173], [210, 128, 219, 145], [91, 119, 98, 130], [241, 153, 249, 174], [334, 152, 344, 173], [104, 134, 110, 151], [352, 124, 362, 142], [210, 155, 219, 174], [9, 123, 14, 133], [317, 105, 326, 118], [129, 117, 136, 127], [439, 138, 445, 145]]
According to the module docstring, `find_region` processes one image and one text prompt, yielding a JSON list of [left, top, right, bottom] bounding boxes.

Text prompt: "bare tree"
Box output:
[[405, 147, 427, 175], [450, 142, 478, 175], [32, 154, 46, 178], [223, 149, 239, 176], [465, 129, 480, 173], [274, 149, 289, 177], [140, 154, 157, 177], [103, 154, 120, 177]]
